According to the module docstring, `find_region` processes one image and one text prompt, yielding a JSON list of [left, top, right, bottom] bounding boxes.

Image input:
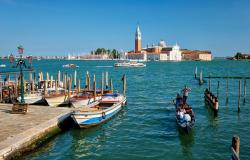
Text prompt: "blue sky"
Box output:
[[0, 0, 250, 56]]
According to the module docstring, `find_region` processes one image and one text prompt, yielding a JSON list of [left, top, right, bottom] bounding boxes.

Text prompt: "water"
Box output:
[[1, 59, 250, 159]]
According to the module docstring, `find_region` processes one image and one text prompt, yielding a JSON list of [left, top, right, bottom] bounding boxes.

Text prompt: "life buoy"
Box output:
[[102, 112, 106, 119]]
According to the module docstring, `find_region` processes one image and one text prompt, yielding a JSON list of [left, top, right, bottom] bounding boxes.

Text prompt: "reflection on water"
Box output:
[[178, 127, 195, 160]]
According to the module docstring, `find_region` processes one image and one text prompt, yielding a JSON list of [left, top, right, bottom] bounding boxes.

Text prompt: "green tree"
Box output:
[[234, 52, 242, 60]]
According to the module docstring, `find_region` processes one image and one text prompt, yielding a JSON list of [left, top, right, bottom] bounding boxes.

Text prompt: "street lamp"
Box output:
[[16, 45, 27, 103]]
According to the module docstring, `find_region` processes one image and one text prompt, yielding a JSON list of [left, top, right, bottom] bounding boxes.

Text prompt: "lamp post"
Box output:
[[16, 45, 27, 103]]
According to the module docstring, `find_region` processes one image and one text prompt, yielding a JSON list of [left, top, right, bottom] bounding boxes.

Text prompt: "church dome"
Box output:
[[159, 40, 167, 47]]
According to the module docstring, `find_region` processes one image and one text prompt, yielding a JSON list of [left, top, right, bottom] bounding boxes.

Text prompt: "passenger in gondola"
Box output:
[[182, 85, 191, 104]]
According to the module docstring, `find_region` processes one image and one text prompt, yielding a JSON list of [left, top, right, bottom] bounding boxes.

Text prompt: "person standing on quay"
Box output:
[[182, 85, 191, 104]]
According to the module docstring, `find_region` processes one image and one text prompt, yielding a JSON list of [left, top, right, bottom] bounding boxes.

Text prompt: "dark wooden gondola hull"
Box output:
[[175, 97, 195, 134]]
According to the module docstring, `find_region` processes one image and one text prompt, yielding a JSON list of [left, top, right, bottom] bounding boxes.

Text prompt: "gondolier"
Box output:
[[182, 85, 191, 104]]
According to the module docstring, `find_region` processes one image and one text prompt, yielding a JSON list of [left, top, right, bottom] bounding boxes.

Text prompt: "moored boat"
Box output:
[[99, 93, 124, 103], [174, 94, 195, 133], [17, 93, 43, 104], [71, 95, 126, 128], [69, 90, 112, 108], [70, 93, 102, 108], [43, 93, 68, 107]]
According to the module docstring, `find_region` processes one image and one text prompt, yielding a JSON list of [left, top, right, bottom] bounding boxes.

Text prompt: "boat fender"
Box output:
[[102, 112, 106, 119]]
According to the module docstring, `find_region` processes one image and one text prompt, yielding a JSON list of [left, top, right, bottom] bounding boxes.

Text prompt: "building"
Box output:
[[128, 26, 182, 61], [128, 25, 212, 61], [181, 50, 212, 61]]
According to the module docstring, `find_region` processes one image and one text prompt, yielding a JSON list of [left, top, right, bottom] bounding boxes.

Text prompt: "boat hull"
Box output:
[[44, 95, 67, 107], [175, 96, 195, 134], [71, 97, 126, 128], [17, 94, 42, 104]]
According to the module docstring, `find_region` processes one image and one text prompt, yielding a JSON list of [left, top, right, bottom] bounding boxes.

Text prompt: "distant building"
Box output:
[[181, 49, 212, 61], [128, 25, 212, 61], [128, 26, 182, 61]]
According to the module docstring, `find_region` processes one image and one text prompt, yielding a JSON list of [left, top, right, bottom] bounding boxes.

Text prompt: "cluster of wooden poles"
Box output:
[[37, 70, 126, 96], [207, 78, 247, 113], [0, 70, 127, 103]]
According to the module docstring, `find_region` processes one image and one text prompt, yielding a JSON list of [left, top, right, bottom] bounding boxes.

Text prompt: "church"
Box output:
[[127, 26, 182, 61]]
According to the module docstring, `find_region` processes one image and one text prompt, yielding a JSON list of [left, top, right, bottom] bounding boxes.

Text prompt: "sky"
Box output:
[[0, 0, 250, 57]]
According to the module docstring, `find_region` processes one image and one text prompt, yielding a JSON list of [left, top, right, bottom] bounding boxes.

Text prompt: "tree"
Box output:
[[234, 52, 242, 60]]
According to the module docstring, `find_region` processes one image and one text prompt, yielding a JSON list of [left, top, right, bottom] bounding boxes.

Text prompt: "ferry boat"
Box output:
[[71, 93, 126, 128], [114, 60, 146, 67], [62, 64, 79, 68]]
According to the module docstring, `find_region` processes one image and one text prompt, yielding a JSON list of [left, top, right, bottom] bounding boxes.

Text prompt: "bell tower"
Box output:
[[135, 25, 142, 53]]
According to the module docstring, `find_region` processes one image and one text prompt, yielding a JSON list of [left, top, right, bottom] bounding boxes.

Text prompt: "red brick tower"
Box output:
[[135, 26, 142, 53]]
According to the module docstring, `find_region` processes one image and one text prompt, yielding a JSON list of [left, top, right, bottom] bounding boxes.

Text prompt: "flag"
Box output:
[[18, 46, 24, 54]]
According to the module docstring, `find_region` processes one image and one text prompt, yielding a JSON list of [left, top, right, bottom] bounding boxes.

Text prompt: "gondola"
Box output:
[[174, 94, 195, 134]]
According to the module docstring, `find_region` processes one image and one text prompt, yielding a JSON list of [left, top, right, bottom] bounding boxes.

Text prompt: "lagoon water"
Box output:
[[1, 60, 250, 160]]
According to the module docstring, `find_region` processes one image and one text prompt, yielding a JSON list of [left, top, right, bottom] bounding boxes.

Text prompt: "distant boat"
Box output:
[[71, 93, 126, 128], [0, 64, 6, 68], [174, 94, 195, 134], [62, 64, 79, 68], [114, 60, 146, 67]]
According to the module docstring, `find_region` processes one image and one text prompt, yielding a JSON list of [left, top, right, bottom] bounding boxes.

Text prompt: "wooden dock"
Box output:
[[0, 104, 73, 160]]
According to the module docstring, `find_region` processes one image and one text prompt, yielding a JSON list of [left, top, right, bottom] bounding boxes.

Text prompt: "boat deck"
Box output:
[[77, 103, 114, 112]]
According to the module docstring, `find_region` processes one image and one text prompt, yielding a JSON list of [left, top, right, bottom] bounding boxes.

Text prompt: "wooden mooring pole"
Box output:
[[55, 77, 58, 93], [93, 74, 96, 101], [226, 79, 229, 104], [106, 72, 109, 89], [110, 78, 113, 93], [194, 66, 197, 79], [85, 71, 88, 89], [231, 135, 240, 160], [243, 79, 246, 104], [77, 78, 81, 93], [58, 70, 61, 87], [238, 80, 241, 112], [87, 73, 90, 91], [74, 70, 77, 89], [68, 76, 72, 99], [122, 74, 126, 96], [44, 79, 47, 96], [63, 74, 67, 95], [217, 81, 220, 99], [208, 78, 211, 91], [101, 72, 104, 95]]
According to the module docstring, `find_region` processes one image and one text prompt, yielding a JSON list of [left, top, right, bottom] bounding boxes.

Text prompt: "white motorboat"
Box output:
[[114, 60, 146, 67], [71, 94, 126, 128]]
